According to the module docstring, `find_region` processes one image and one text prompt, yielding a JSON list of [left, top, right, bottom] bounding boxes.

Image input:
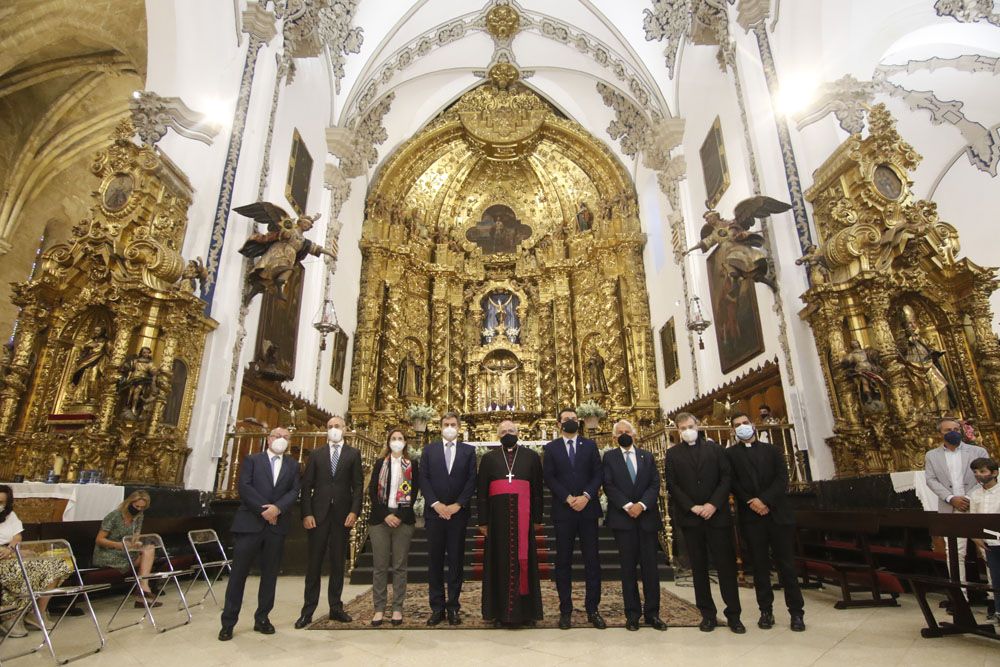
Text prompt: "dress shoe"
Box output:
[[329, 609, 353, 623], [645, 616, 668, 631], [134, 600, 163, 609], [727, 618, 747, 634], [757, 611, 775, 629], [390, 618, 403, 627], [370, 618, 383, 627], [447, 609, 461, 625], [293, 615, 312, 630], [218, 626, 233, 641], [427, 610, 445, 626], [625, 617, 640, 631], [790, 615, 806, 632], [558, 613, 572, 629], [699, 617, 718, 632], [253, 620, 276, 635], [588, 611, 607, 629]]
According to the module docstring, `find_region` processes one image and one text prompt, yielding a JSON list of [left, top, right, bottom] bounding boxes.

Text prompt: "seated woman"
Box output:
[[367, 428, 419, 626], [0, 485, 72, 634], [93, 490, 160, 608]]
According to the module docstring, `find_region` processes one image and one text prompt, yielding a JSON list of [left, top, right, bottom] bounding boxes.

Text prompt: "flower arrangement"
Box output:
[[575, 400, 607, 419], [405, 404, 436, 421]]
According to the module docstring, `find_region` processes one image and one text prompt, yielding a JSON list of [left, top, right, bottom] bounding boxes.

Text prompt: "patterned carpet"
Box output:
[[309, 581, 702, 630]]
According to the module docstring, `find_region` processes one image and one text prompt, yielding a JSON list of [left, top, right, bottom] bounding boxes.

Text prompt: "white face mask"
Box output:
[[442, 426, 458, 441], [679, 427, 699, 444], [389, 439, 405, 454], [269, 437, 289, 455], [328, 427, 344, 443]]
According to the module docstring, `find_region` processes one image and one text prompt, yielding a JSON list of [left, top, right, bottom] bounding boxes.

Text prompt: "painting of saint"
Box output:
[[465, 204, 532, 254], [707, 247, 764, 374]]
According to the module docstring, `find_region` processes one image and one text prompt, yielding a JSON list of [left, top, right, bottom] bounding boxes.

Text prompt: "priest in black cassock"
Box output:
[[478, 420, 544, 627]]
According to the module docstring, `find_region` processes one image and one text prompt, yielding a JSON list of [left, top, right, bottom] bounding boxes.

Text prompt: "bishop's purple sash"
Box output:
[[488, 478, 530, 595]]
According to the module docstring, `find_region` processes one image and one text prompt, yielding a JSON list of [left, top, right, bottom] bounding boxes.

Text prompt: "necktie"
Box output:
[[625, 451, 636, 483], [271, 455, 280, 484], [330, 445, 341, 476], [445, 443, 453, 474], [567, 440, 576, 465]]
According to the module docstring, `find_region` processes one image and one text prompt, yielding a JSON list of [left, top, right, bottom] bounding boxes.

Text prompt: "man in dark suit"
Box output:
[[726, 412, 805, 631], [604, 419, 667, 632], [664, 412, 744, 634], [295, 415, 363, 628], [418, 411, 477, 625], [543, 407, 606, 629], [219, 427, 301, 641]]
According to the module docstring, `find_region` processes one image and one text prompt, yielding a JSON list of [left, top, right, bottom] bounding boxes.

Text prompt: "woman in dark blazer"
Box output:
[[367, 428, 420, 626]]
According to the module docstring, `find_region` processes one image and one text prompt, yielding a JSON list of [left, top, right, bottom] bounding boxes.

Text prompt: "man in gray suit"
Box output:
[[924, 416, 989, 580]]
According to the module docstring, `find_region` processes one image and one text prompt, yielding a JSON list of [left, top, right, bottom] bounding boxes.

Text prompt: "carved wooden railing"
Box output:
[[213, 428, 383, 572]]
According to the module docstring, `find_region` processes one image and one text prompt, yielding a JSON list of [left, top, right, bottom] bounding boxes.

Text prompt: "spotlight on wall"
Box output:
[[200, 98, 232, 130], [774, 72, 820, 116]]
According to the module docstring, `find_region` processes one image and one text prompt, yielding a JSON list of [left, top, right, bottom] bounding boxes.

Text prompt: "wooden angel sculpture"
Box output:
[[685, 195, 792, 291], [179, 257, 208, 293], [235, 202, 334, 302]]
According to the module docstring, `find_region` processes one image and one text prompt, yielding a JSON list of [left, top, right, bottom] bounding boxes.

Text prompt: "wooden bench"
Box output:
[[794, 510, 903, 609]]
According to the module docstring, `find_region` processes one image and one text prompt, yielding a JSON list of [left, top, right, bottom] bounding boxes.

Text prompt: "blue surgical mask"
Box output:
[[734, 424, 755, 441], [943, 431, 963, 447]]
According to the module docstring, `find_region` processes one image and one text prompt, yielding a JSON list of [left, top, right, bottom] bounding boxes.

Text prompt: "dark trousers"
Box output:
[[613, 527, 661, 620], [986, 545, 1000, 616], [300, 513, 350, 618], [740, 519, 804, 615], [220, 529, 285, 628], [425, 513, 469, 612], [682, 524, 741, 620], [553, 515, 602, 614]]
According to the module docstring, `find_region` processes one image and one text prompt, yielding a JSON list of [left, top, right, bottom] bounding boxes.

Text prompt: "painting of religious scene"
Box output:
[[481, 290, 521, 345], [466, 204, 532, 254], [707, 248, 764, 374]]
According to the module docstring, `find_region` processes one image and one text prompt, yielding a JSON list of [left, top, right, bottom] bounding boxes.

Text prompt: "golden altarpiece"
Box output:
[[0, 121, 217, 486], [800, 104, 1000, 476], [348, 80, 660, 438]]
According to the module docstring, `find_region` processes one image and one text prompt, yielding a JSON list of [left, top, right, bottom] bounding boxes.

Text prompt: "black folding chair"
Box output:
[[106, 534, 193, 634], [0, 539, 109, 665], [184, 529, 231, 607]]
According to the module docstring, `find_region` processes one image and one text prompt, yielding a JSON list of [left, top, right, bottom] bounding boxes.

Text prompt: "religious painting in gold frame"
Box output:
[[285, 129, 313, 215], [699, 117, 730, 209], [659, 317, 680, 387], [707, 247, 764, 374], [329, 329, 349, 393]]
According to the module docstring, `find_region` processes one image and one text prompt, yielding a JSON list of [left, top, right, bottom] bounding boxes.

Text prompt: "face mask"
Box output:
[[734, 424, 755, 441], [680, 427, 699, 444], [389, 439, 405, 453], [561, 419, 579, 434], [328, 427, 343, 443], [617, 433, 634, 448], [500, 433, 518, 449], [442, 426, 458, 441], [270, 437, 289, 455], [943, 431, 963, 447], [128, 504, 142, 516]]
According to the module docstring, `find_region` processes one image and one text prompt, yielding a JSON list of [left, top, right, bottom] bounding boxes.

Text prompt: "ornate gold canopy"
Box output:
[[349, 82, 659, 438]]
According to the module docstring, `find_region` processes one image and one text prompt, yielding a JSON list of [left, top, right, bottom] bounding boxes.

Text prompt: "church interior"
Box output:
[[0, 0, 998, 664]]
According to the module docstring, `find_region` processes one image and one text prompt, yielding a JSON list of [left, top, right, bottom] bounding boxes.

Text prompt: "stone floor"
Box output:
[[5, 578, 998, 666]]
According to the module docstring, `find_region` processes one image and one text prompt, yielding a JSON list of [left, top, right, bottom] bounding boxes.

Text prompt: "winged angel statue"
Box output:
[[235, 202, 334, 301], [685, 195, 792, 291]]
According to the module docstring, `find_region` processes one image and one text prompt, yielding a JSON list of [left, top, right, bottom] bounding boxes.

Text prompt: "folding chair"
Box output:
[[0, 539, 109, 665], [184, 529, 231, 607], [105, 534, 194, 634]]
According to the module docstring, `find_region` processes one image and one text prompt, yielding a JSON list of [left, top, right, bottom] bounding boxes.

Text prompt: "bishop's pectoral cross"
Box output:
[[506, 471, 515, 483]]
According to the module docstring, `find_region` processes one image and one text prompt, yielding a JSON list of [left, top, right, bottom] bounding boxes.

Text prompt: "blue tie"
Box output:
[[625, 451, 637, 483], [330, 445, 340, 476], [567, 439, 575, 465]]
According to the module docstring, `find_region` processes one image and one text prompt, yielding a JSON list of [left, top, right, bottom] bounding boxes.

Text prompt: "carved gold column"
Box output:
[[449, 301, 465, 412], [551, 274, 577, 410], [377, 284, 404, 413], [96, 304, 139, 431], [960, 282, 1000, 430], [429, 279, 450, 410], [0, 302, 46, 432], [536, 285, 557, 418], [349, 246, 387, 419]]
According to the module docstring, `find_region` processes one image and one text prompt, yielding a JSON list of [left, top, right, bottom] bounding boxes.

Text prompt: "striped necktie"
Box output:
[[330, 445, 341, 476]]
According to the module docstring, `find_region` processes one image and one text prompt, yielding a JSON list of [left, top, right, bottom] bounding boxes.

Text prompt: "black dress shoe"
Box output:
[[370, 618, 383, 627], [625, 618, 640, 631], [447, 610, 461, 626], [588, 612, 607, 629], [790, 615, 806, 632], [294, 615, 312, 630], [699, 617, 718, 632], [253, 620, 276, 635], [558, 613, 572, 630], [645, 616, 668, 631], [329, 609, 353, 623], [427, 610, 445, 626], [728, 618, 747, 634], [391, 618, 403, 627], [218, 626, 233, 641], [758, 611, 775, 629]]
